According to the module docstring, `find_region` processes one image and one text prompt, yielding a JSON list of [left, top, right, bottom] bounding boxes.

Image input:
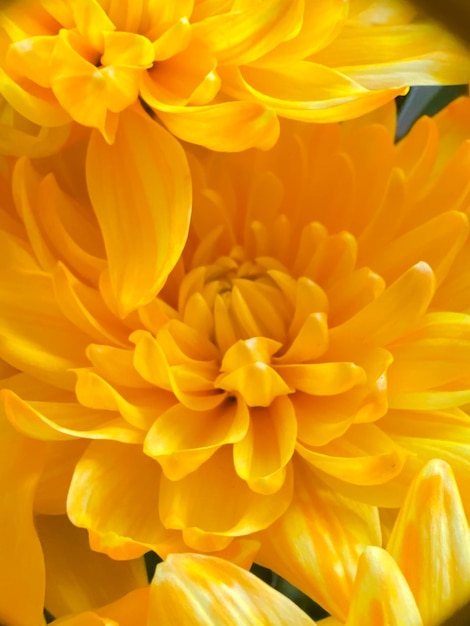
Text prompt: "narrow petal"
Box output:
[[386, 459, 470, 625], [37, 514, 147, 618], [150, 553, 316, 625], [345, 547, 423, 626], [257, 458, 381, 623], [86, 109, 191, 317]]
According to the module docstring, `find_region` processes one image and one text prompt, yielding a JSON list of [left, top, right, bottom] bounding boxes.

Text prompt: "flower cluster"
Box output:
[[1, 0, 470, 624]]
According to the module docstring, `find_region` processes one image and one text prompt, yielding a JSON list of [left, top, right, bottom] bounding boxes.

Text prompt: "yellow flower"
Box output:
[[41, 460, 470, 625], [1, 0, 469, 150], [3, 95, 470, 564]]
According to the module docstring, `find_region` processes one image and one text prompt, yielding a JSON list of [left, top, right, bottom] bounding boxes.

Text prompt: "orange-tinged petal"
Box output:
[[345, 547, 423, 626], [386, 460, 470, 625], [159, 446, 293, 545], [192, 0, 303, 65], [0, 417, 46, 626], [67, 440, 183, 559], [101, 31, 154, 67], [150, 553, 316, 626], [86, 109, 191, 317], [144, 399, 249, 479], [233, 396, 297, 494], [36, 514, 147, 618], [257, 457, 381, 622], [157, 101, 279, 151]]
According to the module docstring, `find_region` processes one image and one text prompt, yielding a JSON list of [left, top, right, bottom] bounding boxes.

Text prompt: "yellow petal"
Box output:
[[52, 587, 149, 626], [222, 63, 406, 123], [257, 457, 381, 623], [0, 267, 89, 389], [276, 362, 366, 395], [233, 396, 297, 494], [144, 399, 249, 480], [159, 446, 293, 546], [192, 0, 303, 65], [150, 553, 316, 625], [157, 101, 279, 151], [67, 440, 184, 559], [37, 514, 147, 618], [386, 459, 470, 625], [297, 424, 407, 486], [330, 262, 435, 347], [0, 418, 46, 626], [86, 109, 191, 317], [2, 389, 143, 443], [345, 547, 423, 626]]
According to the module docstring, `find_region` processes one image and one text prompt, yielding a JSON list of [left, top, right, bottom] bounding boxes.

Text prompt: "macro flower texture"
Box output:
[[49, 459, 470, 626], [1, 0, 470, 154], [2, 0, 470, 624]]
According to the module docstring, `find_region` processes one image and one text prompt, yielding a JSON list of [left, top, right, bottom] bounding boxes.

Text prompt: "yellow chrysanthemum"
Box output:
[[43, 460, 470, 625], [1, 0, 469, 150], [3, 95, 470, 577]]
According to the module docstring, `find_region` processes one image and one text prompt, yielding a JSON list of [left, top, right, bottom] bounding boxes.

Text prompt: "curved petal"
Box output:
[[386, 460, 470, 626], [150, 553, 316, 626], [345, 547, 423, 626], [144, 399, 249, 480], [159, 446, 293, 550], [52, 587, 149, 626], [192, 0, 303, 65], [0, 267, 89, 389], [2, 389, 143, 443], [67, 440, 185, 559], [330, 262, 435, 347], [37, 514, 147, 618], [297, 424, 407, 486], [86, 109, 191, 317], [233, 396, 297, 494], [157, 101, 279, 151], [257, 457, 381, 623]]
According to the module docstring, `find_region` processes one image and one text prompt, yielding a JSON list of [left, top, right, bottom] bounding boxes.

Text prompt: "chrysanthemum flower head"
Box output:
[[2, 94, 470, 572], [1, 0, 469, 150]]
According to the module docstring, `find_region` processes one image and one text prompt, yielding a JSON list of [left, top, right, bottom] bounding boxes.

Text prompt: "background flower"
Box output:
[[0, 0, 469, 151]]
